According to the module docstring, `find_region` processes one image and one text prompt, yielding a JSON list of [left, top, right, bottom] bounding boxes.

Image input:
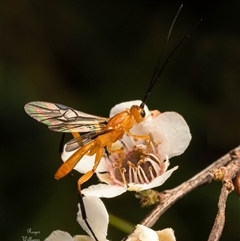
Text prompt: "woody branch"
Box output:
[[124, 145, 240, 241]]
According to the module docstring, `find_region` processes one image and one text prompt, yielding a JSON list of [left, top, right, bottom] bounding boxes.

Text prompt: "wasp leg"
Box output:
[[106, 144, 125, 166], [126, 131, 151, 142], [72, 132, 84, 145], [72, 132, 81, 139], [85, 144, 99, 156], [148, 132, 162, 147], [77, 147, 104, 192], [107, 145, 128, 186], [116, 151, 129, 186], [54, 140, 96, 180]]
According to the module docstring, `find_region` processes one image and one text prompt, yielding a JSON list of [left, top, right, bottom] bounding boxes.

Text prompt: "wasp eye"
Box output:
[[140, 109, 146, 118]]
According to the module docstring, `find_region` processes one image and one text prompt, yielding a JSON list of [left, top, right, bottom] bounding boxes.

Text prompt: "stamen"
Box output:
[[138, 165, 150, 183], [137, 166, 146, 183], [148, 166, 155, 180], [113, 144, 164, 185], [127, 161, 135, 183], [128, 165, 133, 183], [120, 167, 128, 186], [133, 167, 139, 183]]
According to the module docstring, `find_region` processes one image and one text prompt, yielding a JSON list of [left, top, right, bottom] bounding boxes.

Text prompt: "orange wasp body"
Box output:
[[25, 102, 149, 191], [55, 105, 148, 190]]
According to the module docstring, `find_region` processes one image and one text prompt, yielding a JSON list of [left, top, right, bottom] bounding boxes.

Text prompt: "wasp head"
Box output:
[[130, 105, 146, 123]]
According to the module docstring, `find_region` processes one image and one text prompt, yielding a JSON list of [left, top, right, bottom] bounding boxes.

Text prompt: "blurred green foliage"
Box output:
[[1, 1, 239, 240]]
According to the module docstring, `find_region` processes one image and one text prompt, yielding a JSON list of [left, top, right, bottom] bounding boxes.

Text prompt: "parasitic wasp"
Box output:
[[25, 4, 201, 193]]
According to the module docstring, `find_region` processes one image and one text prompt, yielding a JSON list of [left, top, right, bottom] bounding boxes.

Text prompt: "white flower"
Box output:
[[45, 196, 176, 241], [77, 196, 109, 241], [129, 225, 176, 241], [45, 230, 95, 241], [45, 196, 109, 241], [62, 100, 191, 198]]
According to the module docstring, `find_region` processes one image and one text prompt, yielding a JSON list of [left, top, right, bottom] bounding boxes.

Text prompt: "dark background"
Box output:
[[1, 0, 239, 240]]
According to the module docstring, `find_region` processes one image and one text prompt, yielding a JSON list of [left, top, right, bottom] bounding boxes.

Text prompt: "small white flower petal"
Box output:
[[77, 196, 108, 241], [127, 183, 145, 192], [152, 112, 191, 158], [73, 235, 95, 241], [129, 225, 176, 241], [129, 224, 159, 241], [162, 155, 170, 172], [45, 230, 96, 241], [97, 172, 116, 185], [140, 166, 178, 191], [156, 228, 176, 241], [127, 166, 178, 192], [82, 184, 127, 198], [45, 230, 74, 241], [109, 100, 150, 118]]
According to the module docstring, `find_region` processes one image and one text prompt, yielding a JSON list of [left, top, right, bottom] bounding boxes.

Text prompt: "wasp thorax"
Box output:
[[114, 147, 163, 185], [130, 105, 145, 123]]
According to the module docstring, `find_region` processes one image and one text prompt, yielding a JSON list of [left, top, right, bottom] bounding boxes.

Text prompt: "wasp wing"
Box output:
[[24, 101, 108, 133], [64, 130, 113, 152]]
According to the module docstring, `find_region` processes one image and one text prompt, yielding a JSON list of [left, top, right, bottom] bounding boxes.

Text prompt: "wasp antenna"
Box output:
[[140, 4, 183, 108], [150, 18, 203, 98], [141, 9, 203, 107]]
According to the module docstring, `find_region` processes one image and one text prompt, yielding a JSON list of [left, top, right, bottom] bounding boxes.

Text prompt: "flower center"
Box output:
[[114, 147, 162, 185]]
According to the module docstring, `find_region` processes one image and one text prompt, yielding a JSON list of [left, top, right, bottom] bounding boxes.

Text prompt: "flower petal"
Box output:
[[73, 236, 95, 241], [96, 172, 116, 185], [77, 196, 108, 241], [129, 224, 159, 241], [141, 165, 178, 190], [45, 230, 74, 241], [156, 228, 176, 241], [152, 112, 191, 158], [82, 184, 127, 198], [127, 166, 178, 192]]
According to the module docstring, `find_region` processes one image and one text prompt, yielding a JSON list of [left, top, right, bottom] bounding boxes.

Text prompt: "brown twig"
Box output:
[[208, 154, 240, 241], [124, 145, 240, 241]]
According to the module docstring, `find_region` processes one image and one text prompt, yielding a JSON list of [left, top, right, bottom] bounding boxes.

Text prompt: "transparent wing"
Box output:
[[24, 101, 108, 133], [65, 130, 112, 152]]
